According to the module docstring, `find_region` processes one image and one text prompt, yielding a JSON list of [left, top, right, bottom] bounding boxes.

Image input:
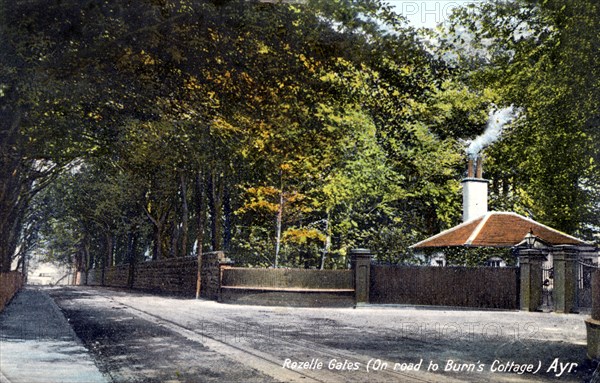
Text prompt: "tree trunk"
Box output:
[[195, 170, 207, 299], [180, 173, 189, 257], [83, 237, 90, 285], [209, 169, 223, 251], [0, 167, 29, 272], [152, 224, 163, 260], [106, 232, 114, 267], [320, 212, 331, 270], [223, 182, 232, 251], [127, 231, 137, 288], [274, 169, 284, 268], [0, 104, 22, 272], [275, 191, 283, 268], [171, 222, 179, 258], [145, 204, 170, 261]]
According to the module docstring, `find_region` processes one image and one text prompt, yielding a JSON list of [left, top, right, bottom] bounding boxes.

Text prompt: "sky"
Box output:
[[387, 0, 483, 29]]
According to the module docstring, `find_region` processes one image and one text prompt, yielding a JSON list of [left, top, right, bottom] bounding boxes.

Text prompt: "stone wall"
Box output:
[[133, 257, 197, 295], [370, 265, 519, 309], [0, 271, 23, 312], [105, 264, 130, 288], [84, 252, 226, 298]]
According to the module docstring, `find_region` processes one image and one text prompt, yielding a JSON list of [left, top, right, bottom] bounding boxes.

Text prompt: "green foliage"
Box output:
[[435, 0, 600, 240], [439, 247, 516, 267], [10, 0, 597, 274]]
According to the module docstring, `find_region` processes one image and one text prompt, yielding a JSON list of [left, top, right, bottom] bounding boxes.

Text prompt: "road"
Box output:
[[47, 286, 597, 382]]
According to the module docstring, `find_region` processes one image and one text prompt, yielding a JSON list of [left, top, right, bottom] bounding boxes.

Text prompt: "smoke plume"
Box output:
[[466, 105, 520, 158]]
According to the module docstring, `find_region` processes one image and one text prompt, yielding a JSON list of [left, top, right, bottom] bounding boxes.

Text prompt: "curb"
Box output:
[[0, 372, 11, 383]]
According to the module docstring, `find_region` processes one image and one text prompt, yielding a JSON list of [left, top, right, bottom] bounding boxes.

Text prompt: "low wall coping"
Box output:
[[221, 286, 355, 293]]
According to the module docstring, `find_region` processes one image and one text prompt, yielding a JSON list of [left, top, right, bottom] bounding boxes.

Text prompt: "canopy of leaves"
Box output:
[[4, 0, 596, 272]]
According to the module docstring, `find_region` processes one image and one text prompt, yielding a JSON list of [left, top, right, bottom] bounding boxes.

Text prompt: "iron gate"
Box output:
[[576, 260, 599, 309], [542, 266, 554, 308]]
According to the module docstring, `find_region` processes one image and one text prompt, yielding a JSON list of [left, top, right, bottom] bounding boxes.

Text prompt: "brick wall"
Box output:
[[370, 265, 519, 309], [0, 272, 23, 312]]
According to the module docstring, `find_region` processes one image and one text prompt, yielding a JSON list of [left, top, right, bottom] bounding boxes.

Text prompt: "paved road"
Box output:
[[41, 286, 599, 383]]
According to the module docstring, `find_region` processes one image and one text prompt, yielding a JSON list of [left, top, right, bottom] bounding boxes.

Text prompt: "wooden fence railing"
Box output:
[[0, 271, 23, 312], [370, 265, 519, 309]]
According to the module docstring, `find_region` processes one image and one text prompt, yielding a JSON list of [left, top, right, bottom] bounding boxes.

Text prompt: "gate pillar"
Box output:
[[552, 246, 578, 313], [585, 270, 600, 359], [518, 249, 545, 311], [350, 248, 372, 305]]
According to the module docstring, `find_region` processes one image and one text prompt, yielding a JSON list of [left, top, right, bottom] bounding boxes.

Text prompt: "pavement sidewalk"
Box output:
[[0, 286, 108, 383]]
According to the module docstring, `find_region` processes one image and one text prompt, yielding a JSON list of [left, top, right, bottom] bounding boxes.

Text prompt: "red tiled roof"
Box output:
[[410, 212, 588, 249]]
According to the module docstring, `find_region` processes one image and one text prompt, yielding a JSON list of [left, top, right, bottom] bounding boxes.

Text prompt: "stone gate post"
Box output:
[[199, 251, 231, 300], [585, 270, 600, 360], [552, 246, 578, 313], [350, 248, 372, 304], [593, 270, 600, 321], [518, 249, 545, 311]]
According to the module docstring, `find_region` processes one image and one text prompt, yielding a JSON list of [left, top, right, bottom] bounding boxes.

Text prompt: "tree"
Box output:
[[434, 0, 600, 240], [4, 0, 473, 271]]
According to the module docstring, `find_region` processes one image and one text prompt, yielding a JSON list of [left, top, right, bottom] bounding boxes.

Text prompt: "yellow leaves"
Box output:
[[240, 71, 253, 85], [335, 56, 352, 67], [317, 102, 334, 114], [283, 228, 325, 245], [206, 91, 220, 108], [237, 186, 280, 215], [118, 47, 158, 68], [289, 5, 302, 14], [105, 100, 124, 110], [286, 192, 307, 206], [240, 200, 280, 214], [184, 76, 202, 91], [207, 28, 219, 42], [319, 72, 337, 82], [247, 185, 279, 196], [298, 53, 316, 72], [87, 112, 102, 121], [257, 42, 270, 54], [211, 117, 240, 135], [400, 65, 412, 75], [139, 50, 156, 65]]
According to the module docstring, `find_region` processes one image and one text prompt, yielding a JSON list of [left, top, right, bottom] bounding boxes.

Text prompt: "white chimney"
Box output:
[[462, 157, 488, 222]]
